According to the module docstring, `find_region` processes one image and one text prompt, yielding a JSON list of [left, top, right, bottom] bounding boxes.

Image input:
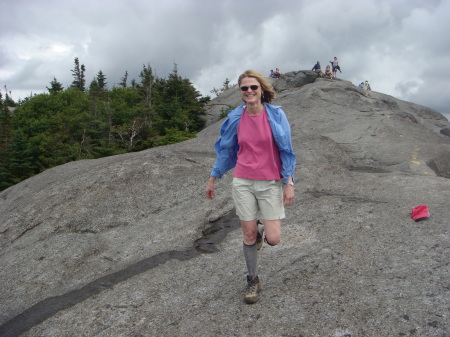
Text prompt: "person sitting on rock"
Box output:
[[358, 82, 364, 88], [275, 68, 283, 78], [312, 61, 324, 77], [269, 70, 277, 78], [363, 80, 371, 91], [325, 65, 334, 78]]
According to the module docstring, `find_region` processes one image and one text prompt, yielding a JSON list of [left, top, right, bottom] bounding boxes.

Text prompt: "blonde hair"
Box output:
[[238, 70, 276, 104]]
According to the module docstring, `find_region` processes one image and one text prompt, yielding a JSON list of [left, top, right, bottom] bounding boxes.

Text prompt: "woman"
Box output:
[[205, 70, 296, 304], [325, 65, 334, 78]]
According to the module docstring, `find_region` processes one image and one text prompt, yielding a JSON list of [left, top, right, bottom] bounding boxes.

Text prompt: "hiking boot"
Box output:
[[256, 220, 264, 250], [244, 275, 262, 304]]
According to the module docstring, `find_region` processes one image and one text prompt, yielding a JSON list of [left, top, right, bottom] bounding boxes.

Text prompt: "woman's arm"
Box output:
[[205, 176, 216, 199]]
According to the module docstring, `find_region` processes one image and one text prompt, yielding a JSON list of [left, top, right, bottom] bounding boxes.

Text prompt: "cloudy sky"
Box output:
[[1, 0, 449, 120]]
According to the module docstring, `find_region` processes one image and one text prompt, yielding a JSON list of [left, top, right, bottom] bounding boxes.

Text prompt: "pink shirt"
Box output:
[[234, 107, 282, 180]]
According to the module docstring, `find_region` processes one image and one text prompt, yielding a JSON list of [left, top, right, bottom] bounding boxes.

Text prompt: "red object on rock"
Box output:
[[411, 205, 430, 221]]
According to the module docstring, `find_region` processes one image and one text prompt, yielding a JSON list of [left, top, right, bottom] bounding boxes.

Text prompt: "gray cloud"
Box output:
[[1, 0, 449, 120]]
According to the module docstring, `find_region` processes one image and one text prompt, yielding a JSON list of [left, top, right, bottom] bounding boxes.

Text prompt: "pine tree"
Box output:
[[1, 60, 211, 188], [0, 91, 13, 148], [47, 77, 64, 94], [7, 129, 35, 184], [89, 78, 100, 92], [152, 63, 206, 134], [97, 70, 107, 91], [3, 86, 16, 107], [70, 57, 86, 92], [139, 64, 153, 109], [223, 78, 230, 90], [139, 64, 154, 128], [119, 71, 128, 88]]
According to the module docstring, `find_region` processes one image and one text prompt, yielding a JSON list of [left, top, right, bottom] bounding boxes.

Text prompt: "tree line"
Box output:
[[0, 58, 211, 191]]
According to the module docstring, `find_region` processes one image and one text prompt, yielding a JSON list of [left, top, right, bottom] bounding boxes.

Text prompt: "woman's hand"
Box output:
[[205, 177, 216, 200], [283, 184, 295, 206]]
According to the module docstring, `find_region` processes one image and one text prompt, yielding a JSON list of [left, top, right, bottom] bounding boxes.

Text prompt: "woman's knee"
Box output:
[[263, 220, 281, 246], [264, 234, 280, 246], [243, 231, 257, 244], [241, 220, 257, 244]]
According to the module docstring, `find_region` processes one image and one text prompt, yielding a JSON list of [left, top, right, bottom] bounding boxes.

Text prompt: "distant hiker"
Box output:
[[330, 57, 341, 77], [325, 65, 334, 78], [312, 61, 324, 77], [269, 70, 277, 78], [205, 69, 296, 305], [358, 82, 364, 88], [275, 68, 283, 78], [362, 80, 371, 97]]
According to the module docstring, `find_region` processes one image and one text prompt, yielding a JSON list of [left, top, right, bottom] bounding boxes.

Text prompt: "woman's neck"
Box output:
[[246, 101, 264, 115]]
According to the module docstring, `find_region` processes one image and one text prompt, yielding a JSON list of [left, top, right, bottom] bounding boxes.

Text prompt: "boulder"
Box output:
[[272, 70, 319, 91]]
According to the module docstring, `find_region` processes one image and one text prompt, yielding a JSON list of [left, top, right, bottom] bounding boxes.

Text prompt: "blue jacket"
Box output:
[[210, 103, 296, 184]]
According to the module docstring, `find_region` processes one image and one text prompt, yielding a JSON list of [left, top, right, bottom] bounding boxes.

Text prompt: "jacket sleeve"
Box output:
[[210, 112, 240, 178], [267, 105, 297, 184], [279, 112, 296, 184]]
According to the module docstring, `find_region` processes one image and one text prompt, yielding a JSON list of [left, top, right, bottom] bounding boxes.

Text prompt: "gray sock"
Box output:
[[243, 242, 257, 276]]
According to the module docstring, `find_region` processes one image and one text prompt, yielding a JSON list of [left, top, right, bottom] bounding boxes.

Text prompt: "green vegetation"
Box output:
[[219, 105, 237, 121], [0, 59, 211, 191], [210, 78, 233, 97]]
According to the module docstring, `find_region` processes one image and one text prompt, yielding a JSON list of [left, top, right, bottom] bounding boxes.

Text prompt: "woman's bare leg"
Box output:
[[263, 219, 281, 245]]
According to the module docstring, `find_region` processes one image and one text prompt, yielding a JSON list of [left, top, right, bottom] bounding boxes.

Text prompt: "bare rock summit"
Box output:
[[1, 71, 449, 337]]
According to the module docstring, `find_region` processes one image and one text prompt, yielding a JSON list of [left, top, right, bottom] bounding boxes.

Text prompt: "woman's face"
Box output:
[[240, 77, 262, 105]]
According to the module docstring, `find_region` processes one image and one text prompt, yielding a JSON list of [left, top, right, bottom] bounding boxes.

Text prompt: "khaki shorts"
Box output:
[[232, 177, 285, 221]]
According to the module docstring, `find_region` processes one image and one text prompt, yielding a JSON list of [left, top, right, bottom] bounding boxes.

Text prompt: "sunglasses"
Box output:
[[240, 85, 259, 91]]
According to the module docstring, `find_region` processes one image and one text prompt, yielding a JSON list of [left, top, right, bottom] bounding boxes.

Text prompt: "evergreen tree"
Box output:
[[119, 71, 128, 88], [0, 92, 15, 188], [210, 78, 232, 97], [47, 77, 64, 94], [223, 78, 230, 90], [97, 70, 107, 91], [152, 63, 206, 134], [0, 91, 13, 149], [3, 86, 16, 107], [139, 64, 154, 109], [108, 86, 145, 151], [88, 78, 103, 118], [6, 129, 35, 184], [1, 60, 211, 190], [138, 64, 155, 129], [89, 78, 100, 93], [0, 144, 13, 190], [70, 57, 86, 92]]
